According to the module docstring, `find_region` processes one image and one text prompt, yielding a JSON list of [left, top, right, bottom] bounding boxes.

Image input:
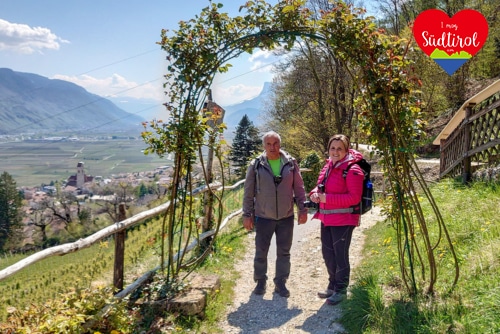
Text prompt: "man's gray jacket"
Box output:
[[243, 150, 307, 220]]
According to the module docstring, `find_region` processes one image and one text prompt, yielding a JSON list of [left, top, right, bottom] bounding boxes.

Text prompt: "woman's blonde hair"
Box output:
[[326, 134, 350, 153]]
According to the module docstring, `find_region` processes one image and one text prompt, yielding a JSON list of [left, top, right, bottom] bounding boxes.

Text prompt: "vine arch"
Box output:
[[141, 0, 459, 297]]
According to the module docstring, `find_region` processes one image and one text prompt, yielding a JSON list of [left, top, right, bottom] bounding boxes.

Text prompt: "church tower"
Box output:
[[76, 162, 85, 188]]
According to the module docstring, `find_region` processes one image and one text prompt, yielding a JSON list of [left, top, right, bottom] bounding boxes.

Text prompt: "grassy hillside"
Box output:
[[342, 179, 500, 333]]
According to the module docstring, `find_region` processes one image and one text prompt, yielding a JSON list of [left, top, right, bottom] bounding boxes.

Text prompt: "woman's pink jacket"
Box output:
[[309, 149, 364, 227]]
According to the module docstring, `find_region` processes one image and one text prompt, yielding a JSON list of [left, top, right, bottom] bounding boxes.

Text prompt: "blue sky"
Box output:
[[0, 1, 378, 121], [0, 1, 284, 119]]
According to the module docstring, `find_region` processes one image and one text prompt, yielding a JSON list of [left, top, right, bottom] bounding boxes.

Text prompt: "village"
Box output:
[[16, 161, 177, 250]]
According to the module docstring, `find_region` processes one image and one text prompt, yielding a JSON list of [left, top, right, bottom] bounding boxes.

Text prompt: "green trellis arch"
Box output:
[[141, 0, 459, 297]]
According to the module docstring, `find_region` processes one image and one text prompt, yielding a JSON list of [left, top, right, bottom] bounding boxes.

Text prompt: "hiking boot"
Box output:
[[274, 279, 290, 298], [253, 280, 266, 295], [325, 292, 346, 305], [317, 289, 334, 299]]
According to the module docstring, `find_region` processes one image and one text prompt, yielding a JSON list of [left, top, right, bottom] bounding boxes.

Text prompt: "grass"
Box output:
[[124, 187, 247, 333], [0, 217, 165, 321], [341, 179, 500, 333], [0, 184, 246, 331], [180, 219, 248, 333]]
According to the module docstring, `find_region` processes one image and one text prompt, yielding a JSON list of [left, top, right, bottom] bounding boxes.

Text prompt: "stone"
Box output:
[[166, 289, 207, 317], [188, 273, 221, 293], [165, 273, 221, 317]]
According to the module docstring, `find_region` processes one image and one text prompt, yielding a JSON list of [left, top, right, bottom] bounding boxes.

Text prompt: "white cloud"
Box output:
[[248, 49, 277, 72], [0, 19, 69, 54], [212, 84, 262, 106], [210, 51, 278, 105], [52, 73, 165, 101], [249, 49, 274, 61], [56, 72, 261, 106]]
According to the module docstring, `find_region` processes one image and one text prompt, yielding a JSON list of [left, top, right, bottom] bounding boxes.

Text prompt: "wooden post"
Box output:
[[439, 138, 445, 177], [462, 106, 473, 184], [202, 91, 225, 250], [113, 203, 126, 291], [203, 138, 214, 231]]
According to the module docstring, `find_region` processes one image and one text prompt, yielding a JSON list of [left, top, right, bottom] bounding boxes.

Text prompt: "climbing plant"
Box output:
[[141, 0, 459, 297]]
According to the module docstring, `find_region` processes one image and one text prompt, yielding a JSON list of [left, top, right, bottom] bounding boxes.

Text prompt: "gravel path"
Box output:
[[217, 206, 385, 333]]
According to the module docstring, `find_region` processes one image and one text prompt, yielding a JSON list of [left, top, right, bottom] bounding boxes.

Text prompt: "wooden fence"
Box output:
[[0, 180, 246, 299], [438, 86, 500, 181]]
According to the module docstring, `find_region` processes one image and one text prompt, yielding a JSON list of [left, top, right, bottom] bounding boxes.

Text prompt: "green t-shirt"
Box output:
[[268, 158, 281, 176]]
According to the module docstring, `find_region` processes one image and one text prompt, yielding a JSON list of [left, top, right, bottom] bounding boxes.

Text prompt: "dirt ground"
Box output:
[[216, 206, 385, 333]]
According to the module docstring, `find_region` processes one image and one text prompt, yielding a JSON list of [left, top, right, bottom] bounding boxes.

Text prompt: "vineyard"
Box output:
[[0, 183, 245, 321]]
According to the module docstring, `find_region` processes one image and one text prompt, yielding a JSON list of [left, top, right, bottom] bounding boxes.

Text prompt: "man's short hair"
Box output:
[[262, 131, 281, 145]]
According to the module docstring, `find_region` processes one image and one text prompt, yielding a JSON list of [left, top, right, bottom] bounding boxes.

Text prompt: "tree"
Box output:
[[299, 151, 323, 193], [0, 171, 23, 251], [229, 115, 261, 178], [44, 192, 76, 225], [136, 183, 149, 199], [265, 39, 357, 157], [27, 204, 54, 248]]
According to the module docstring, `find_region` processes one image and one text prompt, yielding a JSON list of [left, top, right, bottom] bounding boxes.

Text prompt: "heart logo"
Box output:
[[412, 9, 489, 75]]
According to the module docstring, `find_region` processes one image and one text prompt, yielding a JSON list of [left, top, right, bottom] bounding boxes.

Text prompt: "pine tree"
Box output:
[[0, 171, 23, 251], [229, 115, 261, 178]]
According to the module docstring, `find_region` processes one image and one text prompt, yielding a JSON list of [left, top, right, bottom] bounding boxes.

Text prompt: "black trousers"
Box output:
[[320, 223, 355, 293], [253, 215, 294, 283]]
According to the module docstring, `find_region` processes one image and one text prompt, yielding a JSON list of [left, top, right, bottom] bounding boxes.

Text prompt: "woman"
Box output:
[[309, 134, 364, 305]]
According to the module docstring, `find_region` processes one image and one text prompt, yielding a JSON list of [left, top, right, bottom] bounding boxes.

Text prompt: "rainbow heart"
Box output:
[[412, 9, 489, 75]]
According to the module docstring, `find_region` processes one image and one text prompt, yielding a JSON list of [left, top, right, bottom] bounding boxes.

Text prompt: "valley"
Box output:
[[0, 137, 171, 187]]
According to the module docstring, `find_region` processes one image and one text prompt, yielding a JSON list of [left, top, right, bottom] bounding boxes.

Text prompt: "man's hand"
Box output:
[[298, 211, 307, 225], [310, 192, 326, 203], [243, 216, 254, 231]]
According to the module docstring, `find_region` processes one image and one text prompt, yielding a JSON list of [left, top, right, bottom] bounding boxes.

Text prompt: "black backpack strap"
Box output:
[[317, 163, 331, 189], [342, 160, 361, 180], [342, 160, 364, 214], [253, 157, 261, 193], [342, 163, 353, 179], [343, 159, 369, 179], [253, 157, 261, 171]]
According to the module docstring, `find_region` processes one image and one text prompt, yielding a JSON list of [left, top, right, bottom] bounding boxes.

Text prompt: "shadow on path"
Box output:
[[227, 292, 302, 333], [297, 302, 345, 333]]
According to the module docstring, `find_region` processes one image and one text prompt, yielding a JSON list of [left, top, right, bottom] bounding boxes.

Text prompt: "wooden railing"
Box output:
[[439, 90, 500, 181], [0, 180, 246, 298]]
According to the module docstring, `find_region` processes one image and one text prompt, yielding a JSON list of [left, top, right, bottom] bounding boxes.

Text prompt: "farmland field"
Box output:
[[0, 138, 171, 187]]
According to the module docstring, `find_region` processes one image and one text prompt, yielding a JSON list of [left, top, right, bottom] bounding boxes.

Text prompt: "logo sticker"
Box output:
[[412, 9, 488, 75]]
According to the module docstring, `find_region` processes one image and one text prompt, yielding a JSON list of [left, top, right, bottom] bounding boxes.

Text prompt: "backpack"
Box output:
[[343, 159, 373, 214]]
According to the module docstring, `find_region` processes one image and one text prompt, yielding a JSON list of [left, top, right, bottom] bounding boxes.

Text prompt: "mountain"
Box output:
[[107, 96, 167, 122], [0, 68, 145, 136], [221, 81, 273, 138]]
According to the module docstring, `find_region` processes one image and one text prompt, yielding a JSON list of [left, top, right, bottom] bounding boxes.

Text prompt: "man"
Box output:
[[242, 131, 308, 297]]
